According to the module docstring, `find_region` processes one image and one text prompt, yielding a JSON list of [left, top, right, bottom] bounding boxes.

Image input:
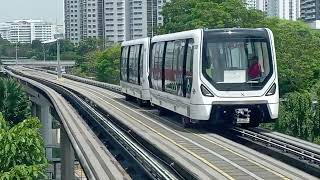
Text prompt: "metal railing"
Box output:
[[1, 60, 75, 67], [232, 127, 320, 177]]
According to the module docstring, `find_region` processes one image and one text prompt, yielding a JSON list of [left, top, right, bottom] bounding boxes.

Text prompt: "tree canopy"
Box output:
[[77, 38, 104, 56], [96, 44, 121, 84], [0, 38, 79, 61], [0, 113, 47, 179], [0, 78, 31, 126], [261, 18, 320, 95], [160, 0, 264, 33]]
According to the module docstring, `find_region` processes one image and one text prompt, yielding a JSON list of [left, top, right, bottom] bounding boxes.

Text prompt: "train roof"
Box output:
[[203, 28, 270, 39], [151, 28, 271, 42], [152, 29, 202, 42], [121, 37, 150, 46], [121, 28, 271, 45]]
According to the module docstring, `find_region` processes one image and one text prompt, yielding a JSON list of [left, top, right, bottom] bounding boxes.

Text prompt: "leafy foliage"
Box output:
[[160, 0, 264, 33], [0, 38, 78, 61], [264, 90, 320, 144], [262, 19, 320, 95], [96, 44, 121, 84], [0, 114, 47, 179], [77, 38, 104, 56], [72, 44, 121, 84], [0, 78, 31, 126]]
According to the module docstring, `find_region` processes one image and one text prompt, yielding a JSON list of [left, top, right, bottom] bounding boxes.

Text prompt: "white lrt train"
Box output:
[[120, 28, 279, 128]]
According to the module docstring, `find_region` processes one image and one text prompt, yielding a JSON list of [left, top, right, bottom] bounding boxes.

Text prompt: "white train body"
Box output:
[[120, 38, 151, 102], [121, 29, 279, 126]]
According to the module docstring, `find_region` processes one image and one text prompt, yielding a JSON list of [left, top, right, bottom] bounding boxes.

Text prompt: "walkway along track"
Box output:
[[17, 66, 319, 180], [7, 67, 186, 180], [5, 70, 131, 180], [35, 66, 320, 178]]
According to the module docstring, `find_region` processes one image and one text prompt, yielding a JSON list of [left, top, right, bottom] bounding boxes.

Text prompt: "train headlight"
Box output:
[[201, 85, 214, 97], [266, 83, 276, 96]]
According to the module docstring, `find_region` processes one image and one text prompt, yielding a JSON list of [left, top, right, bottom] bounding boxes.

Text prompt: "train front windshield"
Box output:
[[203, 31, 273, 91]]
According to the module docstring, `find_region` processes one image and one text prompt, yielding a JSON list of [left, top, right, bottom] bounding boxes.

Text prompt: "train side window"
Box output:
[[150, 43, 156, 89], [164, 41, 175, 93], [153, 43, 160, 90], [120, 47, 124, 81], [158, 42, 165, 91], [134, 44, 140, 84], [185, 39, 194, 98], [128, 45, 136, 83], [138, 45, 144, 85], [176, 40, 186, 97], [121, 46, 129, 81]]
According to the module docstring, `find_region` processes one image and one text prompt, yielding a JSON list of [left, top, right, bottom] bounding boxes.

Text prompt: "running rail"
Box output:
[[6, 67, 180, 180]]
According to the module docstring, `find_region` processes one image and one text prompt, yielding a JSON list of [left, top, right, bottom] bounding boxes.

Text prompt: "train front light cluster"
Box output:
[[266, 83, 276, 96], [201, 85, 214, 97]]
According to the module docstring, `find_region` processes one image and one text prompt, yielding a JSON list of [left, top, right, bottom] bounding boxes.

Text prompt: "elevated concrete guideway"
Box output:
[[6, 66, 320, 180], [1, 59, 75, 67], [5, 68, 130, 180], [16, 66, 319, 180]]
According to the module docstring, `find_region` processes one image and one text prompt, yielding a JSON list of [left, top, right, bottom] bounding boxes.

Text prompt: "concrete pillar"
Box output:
[[61, 127, 75, 180], [40, 104, 52, 160]]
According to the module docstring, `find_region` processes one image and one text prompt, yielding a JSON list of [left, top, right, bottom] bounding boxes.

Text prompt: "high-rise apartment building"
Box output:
[[65, 0, 166, 44], [244, 0, 268, 11], [156, 0, 168, 26], [245, 0, 300, 20], [268, 0, 290, 19], [0, 23, 10, 40], [267, 0, 300, 20], [0, 20, 56, 43], [64, 0, 82, 44], [300, 0, 320, 28]]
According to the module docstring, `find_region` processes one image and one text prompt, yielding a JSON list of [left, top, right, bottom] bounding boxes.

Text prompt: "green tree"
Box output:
[[262, 19, 320, 95], [0, 78, 31, 126], [0, 113, 47, 179], [265, 90, 320, 144], [46, 40, 77, 60], [275, 92, 314, 139], [80, 51, 100, 77], [0, 35, 10, 57], [31, 40, 42, 51], [96, 44, 121, 84], [160, 0, 264, 34], [77, 38, 104, 56]]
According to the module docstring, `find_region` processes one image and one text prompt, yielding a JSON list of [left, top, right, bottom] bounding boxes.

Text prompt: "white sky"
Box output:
[[0, 0, 64, 24]]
